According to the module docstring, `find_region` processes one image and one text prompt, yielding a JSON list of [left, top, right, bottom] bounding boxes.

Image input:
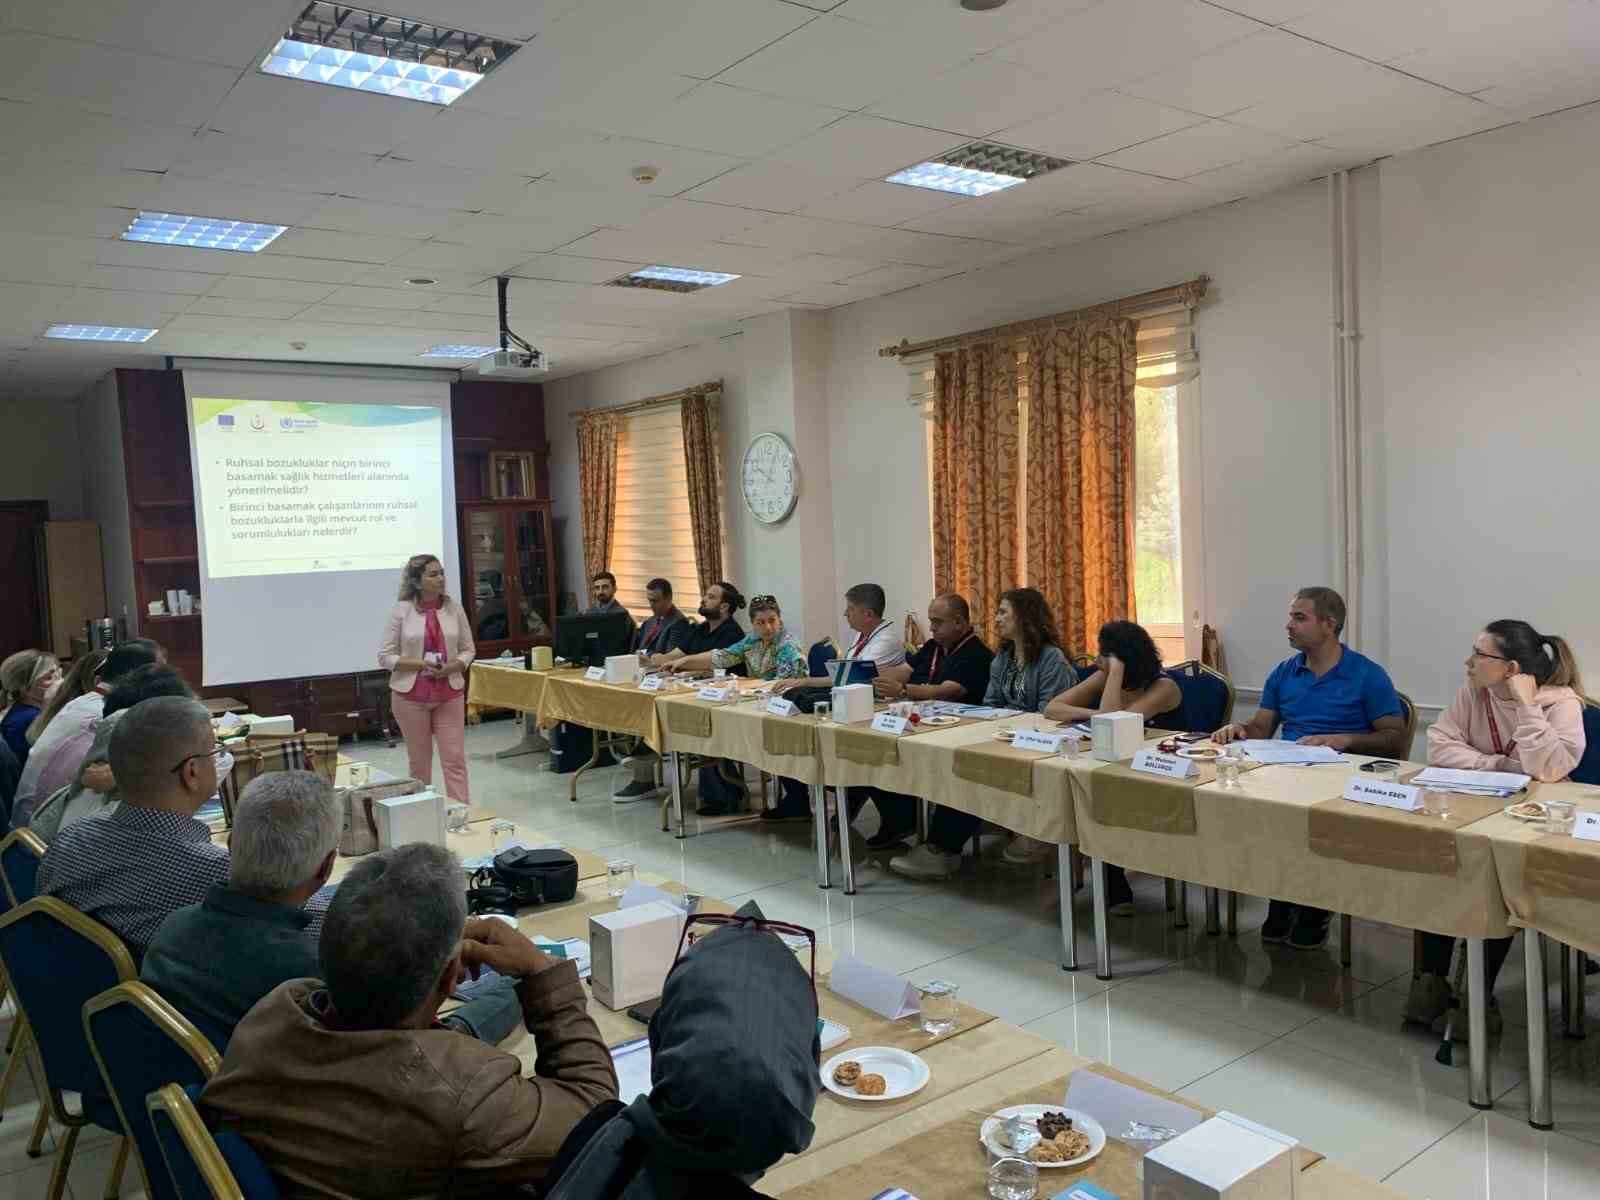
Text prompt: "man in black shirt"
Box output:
[[859, 594, 992, 849], [646, 581, 746, 667], [631, 578, 691, 657]]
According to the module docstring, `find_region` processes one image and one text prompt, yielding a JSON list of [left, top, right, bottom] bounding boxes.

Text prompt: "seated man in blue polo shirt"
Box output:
[[1215, 586, 1408, 950]]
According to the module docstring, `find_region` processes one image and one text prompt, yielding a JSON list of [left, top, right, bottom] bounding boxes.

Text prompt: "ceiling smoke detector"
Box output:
[[405, 276, 437, 286], [631, 165, 659, 184], [960, 0, 1010, 9]]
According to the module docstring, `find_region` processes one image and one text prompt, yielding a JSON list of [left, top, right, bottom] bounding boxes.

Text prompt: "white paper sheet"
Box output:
[[611, 1037, 653, 1103], [829, 953, 918, 1019], [1410, 766, 1530, 795], [1236, 740, 1346, 765], [1065, 1070, 1205, 1147]]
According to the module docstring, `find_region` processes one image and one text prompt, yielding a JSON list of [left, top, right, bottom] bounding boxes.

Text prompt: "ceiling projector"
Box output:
[[476, 348, 549, 376]]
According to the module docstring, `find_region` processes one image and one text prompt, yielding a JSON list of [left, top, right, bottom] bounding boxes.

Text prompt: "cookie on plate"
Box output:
[[831, 1061, 862, 1086], [855, 1073, 887, 1096]]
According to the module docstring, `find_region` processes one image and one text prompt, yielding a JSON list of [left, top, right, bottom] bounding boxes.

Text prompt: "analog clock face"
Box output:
[[741, 433, 798, 525]]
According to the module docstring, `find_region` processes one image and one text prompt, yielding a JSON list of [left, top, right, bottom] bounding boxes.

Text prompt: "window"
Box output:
[[609, 404, 708, 616]]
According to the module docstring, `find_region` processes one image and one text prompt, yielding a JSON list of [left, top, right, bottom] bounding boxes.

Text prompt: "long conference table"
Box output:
[[467, 662, 1599, 1128]]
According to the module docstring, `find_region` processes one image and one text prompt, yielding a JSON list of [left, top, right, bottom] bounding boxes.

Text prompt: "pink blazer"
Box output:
[[378, 599, 476, 693]]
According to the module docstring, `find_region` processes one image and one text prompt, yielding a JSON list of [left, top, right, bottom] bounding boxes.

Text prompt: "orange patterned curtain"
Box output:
[[680, 390, 724, 591], [1024, 319, 1137, 656], [930, 343, 1019, 646], [574, 410, 619, 582]]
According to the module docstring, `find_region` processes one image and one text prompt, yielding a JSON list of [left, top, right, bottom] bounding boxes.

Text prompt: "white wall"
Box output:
[[76, 373, 137, 625], [1, 397, 85, 521]]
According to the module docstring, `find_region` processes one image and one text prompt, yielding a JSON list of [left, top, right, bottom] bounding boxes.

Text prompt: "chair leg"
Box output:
[[46, 1123, 79, 1200], [102, 1136, 129, 1200], [26, 1100, 48, 1157], [1340, 914, 1353, 969], [0, 1023, 25, 1114]]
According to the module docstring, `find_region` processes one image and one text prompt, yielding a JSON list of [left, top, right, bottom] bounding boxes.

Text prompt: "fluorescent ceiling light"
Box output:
[[45, 324, 158, 343], [260, 2, 520, 107], [886, 141, 1071, 197], [420, 344, 498, 358], [611, 265, 741, 293], [122, 211, 288, 253]]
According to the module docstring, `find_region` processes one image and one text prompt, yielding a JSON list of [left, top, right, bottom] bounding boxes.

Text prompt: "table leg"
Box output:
[[1467, 938, 1493, 1109], [1340, 914, 1353, 969], [493, 714, 548, 759], [1205, 887, 1221, 936], [667, 751, 686, 839], [1226, 891, 1238, 937], [917, 797, 929, 844], [1527, 931, 1553, 1129], [813, 783, 831, 890], [1164, 878, 1176, 913], [1057, 844, 1078, 971], [570, 732, 603, 802], [836, 787, 856, 895], [1092, 858, 1112, 981], [1562, 945, 1587, 1038], [1174, 881, 1189, 929]]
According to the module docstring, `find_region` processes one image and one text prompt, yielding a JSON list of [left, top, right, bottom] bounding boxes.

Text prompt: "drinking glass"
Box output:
[[1370, 762, 1400, 783], [1216, 753, 1243, 789], [814, 702, 832, 723], [1544, 798, 1578, 836], [1063, 734, 1083, 760], [987, 1157, 1039, 1200], [607, 858, 636, 898], [1423, 789, 1451, 820], [445, 803, 470, 833], [488, 819, 516, 853], [917, 980, 960, 1036]]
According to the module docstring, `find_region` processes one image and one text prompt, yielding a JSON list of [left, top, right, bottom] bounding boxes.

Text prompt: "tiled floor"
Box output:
[[4, 719, 1596, 1198]]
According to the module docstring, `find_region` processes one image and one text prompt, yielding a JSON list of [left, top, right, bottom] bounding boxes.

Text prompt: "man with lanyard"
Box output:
[[772, 582, 905, 696], [1215, 586, 1407, 950], [857, 593, 993, 849]]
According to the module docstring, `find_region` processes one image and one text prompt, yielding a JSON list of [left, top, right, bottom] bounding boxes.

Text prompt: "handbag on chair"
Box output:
[[217, 732, 338, 827], [337, 777, 426, 857]]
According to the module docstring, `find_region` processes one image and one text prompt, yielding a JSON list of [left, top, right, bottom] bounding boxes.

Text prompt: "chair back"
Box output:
[[0, 738, 20, 826], [1163, 660, 1236, 735], [1569, 701, 1600, 785], [0, 827, 46, 909], [806, 638, 838, 678], [148, 1083, 281, 1200], [0, 897, 135, 1111], [1396, 691, 1418, 760], [85, 982, 222, 1200]]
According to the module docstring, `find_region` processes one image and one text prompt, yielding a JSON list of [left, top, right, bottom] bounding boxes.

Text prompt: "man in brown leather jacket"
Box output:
[[202, 843, 618, 1196]]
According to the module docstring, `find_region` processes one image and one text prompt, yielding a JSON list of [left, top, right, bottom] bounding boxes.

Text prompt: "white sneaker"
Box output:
[[1002, 835, 1052, 865], [889, 844, 960, 881]]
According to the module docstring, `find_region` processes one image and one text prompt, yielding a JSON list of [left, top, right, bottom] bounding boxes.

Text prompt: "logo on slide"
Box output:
[[217, 414, 234, 429], [249, 414, 266, 431]]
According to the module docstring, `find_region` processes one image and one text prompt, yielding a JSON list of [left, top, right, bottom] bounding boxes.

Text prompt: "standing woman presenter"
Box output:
[[380, 554, 475, 804]]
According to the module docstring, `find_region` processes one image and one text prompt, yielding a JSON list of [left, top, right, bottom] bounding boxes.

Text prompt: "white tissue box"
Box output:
[[589, 901, 684, 1010], [1092, 710, 1145, 761], [605, 654, 640, 685], [531, 646, 553, 670], [243, 713, 295, 737], [1144, 1112, 1297, 1200], [374, 790, 445, 850], [831, 683, 875, 724]]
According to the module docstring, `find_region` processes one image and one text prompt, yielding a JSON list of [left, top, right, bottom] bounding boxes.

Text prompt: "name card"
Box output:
[[1343, 778, 1423, 811], [1131, 748, 1198, 778], [829, 953, 918, 1020], [871, 712, 909, 736], [1574, 812, 1600, 843], [697, 684, 736, 703], [638, 674, 664, 692], [766, 697, 798, 717], [1012, 729, 1065, 754], [584, 666, 606, 681]]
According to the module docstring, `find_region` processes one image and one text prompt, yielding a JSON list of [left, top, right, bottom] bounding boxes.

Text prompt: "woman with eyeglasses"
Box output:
[[0, 650, 61, 769], [1406, 619, 1587, 1037]]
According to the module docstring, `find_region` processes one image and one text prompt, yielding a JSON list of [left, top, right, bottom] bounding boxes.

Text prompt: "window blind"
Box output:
[[610, 403, 704, 616]]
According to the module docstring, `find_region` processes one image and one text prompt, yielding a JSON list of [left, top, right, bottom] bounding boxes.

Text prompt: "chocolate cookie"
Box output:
[[831, 1061, 862, 1086]]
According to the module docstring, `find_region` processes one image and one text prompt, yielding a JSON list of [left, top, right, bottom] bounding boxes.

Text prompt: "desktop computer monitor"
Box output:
[[555, 612, 635, 668]]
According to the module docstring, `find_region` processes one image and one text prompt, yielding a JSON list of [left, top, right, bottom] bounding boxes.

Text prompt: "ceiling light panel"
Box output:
[[610, 266, 742, 293], [261, 2, 521, 107], [886, 140, 1071, 197], [121, 211, 289, 253], [419, 344, 498, 358], [45, 324, 159, 343]]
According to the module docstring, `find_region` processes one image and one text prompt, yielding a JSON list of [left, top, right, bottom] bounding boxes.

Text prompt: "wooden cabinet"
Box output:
[[459, 501, 557, 659]]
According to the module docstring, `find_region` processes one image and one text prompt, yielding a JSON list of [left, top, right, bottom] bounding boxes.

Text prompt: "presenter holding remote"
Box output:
[[379, 554, 475, 805]]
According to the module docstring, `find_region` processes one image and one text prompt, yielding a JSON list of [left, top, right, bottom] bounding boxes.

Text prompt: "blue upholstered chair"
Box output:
[[0, 828, 48, 1128], [1568, 701, 1600, 785], [1162, 660, 1235, 735], [806, 638, 839, 678], [145, 1083, 281, 1200]]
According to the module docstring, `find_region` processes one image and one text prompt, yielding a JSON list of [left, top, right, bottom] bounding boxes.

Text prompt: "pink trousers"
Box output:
[[390, 694, 470, 805]]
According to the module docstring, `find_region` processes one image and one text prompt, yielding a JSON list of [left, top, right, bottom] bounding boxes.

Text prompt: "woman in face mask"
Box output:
[[0, 650, 61, 769]]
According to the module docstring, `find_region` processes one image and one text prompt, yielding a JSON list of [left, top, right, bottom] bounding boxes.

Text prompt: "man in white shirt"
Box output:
[[772, 583, 904, 695]]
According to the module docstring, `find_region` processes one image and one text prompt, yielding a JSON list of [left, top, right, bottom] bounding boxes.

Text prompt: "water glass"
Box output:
[[1423, 789, 1451, 820], [987, 1156, 1039, 1200], [607, 858, 636, 898], [1216, 753, 1243, 789], [445, 803, 470, 833], [1370, 761, 1400, 783], [1063, 734, 1083, 760], [1544, 798, 1578, 836], [814, 701, 832, 723], [916, 979, 960, 1036], [488, 819, 516, 853]]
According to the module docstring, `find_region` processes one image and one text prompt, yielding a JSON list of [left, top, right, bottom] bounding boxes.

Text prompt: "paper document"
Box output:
[[532, 936, 592, 978], [1236, 740, 1346, 765], [611, 1037, 653, 1103], [1410, 767, 1530, 796], [1065, 1069, 1204, 1146]]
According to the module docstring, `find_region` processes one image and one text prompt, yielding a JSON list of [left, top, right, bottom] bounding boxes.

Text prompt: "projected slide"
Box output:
[[191, 398, 444, 579]]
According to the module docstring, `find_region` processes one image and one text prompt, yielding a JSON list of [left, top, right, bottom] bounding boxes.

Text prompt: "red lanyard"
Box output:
[[927, 633, 974, 680], [850, 622, 889, 658], [1481, 690, 1516, 757]]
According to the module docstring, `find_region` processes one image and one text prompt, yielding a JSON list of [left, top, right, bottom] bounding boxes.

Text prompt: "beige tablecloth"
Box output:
[[814, 715, 987, 790], [1076, 758, 1513, 938], [657, 694, 825, 785], [1484, 781, 1600, 956], [465, 662, 551, 715], [539, 671, 663, 751]]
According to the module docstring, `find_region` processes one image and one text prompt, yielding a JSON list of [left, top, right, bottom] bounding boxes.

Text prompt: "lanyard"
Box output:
[[850, 622, 890, 658], [927, 632, 974, 681], [1481, 690, 1516, 757]]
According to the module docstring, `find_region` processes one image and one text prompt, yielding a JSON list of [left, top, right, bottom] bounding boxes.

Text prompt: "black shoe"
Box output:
[[1260, 900, 1297, 944], [866, 825, 914, 851], [1289, 908, 1333, 951], [1105, 866, 1135, 916], [759, 808, 810, 824]]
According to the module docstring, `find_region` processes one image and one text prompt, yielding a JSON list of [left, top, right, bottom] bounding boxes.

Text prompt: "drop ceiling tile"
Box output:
[[0, 33, 240, 125], [208, 74, 441, 157], [349, 266, 493, 292], [771, 282, 862, 306], [775, 252, 894, 282], [642, 0, 818, 79], [296, 305, 424, 328], [0, 102, 196, 173], [183, 296, 316, 320], [345, 160, 537, 214], [834, 262, 966, 292], [202, 276, 343, 304], [60, 287, 188, 323], [627, 84, 846, 158], [717, 15, 960, 109], [388, 111, 609, 174], [681, 163, 857, 213], [770, 115, 962, 179], [143, 179, 328, 227], [299, 198, 456, 241], [1182, 140, 1366, 204], [420, 293, 499, 316], [171, 133, 382, 196], [0, 165, 163, 212], [265, 229, 418, 265], [0, 203, 134, 239], [214, 256, 371, 286], [79, 265, 221, 296], [611, 199, 770, 242], [321, 286, 439, 311], [377, 0, 585, 40], [996, 91, 1209, 160], [796, 181, 965, 227], [1121, 29, 1372, 119], [866, 55, 1083, 139], [896, 202, 1070, 245], [536, 137, 747, 198], [4, 0, 299, 68], [836, 0, 1095, 54], [387, 241, 534, 275], [0, 235, 97, 286], [503, 180, 661, 229], [1283, 0, 1489, 66], [436, 211, 602, 254], [1384, 6, 1600, 107], [1095, 119, 1296, 179], [458, 56, 698, 132]]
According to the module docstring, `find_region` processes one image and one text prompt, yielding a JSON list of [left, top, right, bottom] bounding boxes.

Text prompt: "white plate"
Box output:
[[979, 1105, 1106, 1168], [920, 715, 959, 727], [820, 1047, 929, 1102], [1505, 802, 1547, 822], [1176, 746, 1221, 760], [993, 727, 1017, 742]]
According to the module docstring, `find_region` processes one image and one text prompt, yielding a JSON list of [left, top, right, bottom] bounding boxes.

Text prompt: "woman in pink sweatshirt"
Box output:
[[1406, 619, 1587, 1034]]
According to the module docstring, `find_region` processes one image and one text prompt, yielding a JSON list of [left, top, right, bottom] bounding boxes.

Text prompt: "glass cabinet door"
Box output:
[[511, 508, 551, 640], [467, 509, 511, 643]]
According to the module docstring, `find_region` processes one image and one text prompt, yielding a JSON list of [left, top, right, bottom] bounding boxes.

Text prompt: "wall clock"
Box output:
[[740, 431, 798, 525]]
